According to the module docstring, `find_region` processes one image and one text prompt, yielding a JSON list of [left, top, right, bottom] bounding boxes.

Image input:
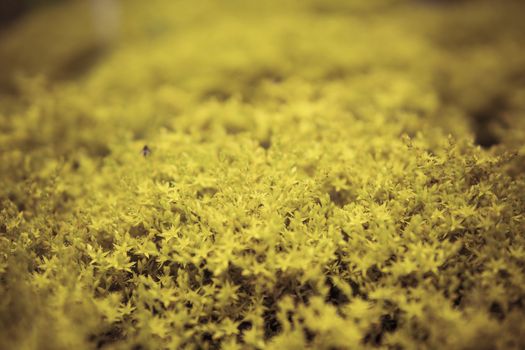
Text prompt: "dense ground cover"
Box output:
[[1, 0, 525, 349]]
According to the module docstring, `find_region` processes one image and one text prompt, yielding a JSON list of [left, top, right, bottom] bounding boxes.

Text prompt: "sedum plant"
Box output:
[[0, 0, 524, 349]]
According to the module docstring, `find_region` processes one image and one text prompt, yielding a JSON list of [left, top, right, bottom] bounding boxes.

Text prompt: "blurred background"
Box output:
[[0, 0, 64, 29], [0, 0, 524, 153]]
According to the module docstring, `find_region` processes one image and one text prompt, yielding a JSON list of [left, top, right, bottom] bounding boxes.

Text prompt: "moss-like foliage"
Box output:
[[1, 0, 525, 349]]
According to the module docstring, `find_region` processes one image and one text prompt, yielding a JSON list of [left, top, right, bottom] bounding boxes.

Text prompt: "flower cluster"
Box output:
[[1, 0, 524, 349]]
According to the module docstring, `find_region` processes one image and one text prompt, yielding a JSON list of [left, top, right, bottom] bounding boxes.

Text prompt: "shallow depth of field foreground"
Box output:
[[1, 0, 525, 349]]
